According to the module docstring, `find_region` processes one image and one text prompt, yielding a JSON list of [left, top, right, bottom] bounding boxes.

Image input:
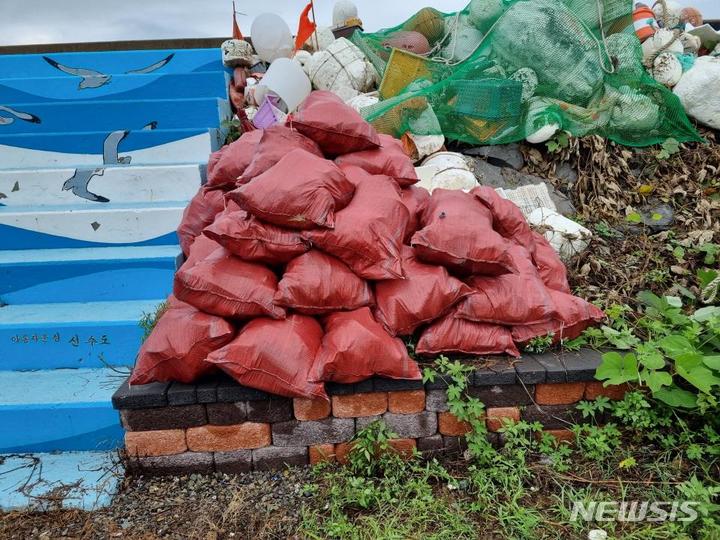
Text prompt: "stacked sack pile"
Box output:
[[130, 91, 604, 401]]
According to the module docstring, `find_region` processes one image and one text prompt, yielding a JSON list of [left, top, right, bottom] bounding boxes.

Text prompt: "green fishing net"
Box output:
[[351, 0, 702, 147]]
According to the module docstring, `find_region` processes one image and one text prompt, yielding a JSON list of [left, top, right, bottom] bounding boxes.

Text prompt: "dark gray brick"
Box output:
[[127, 452, 214, 476], [246, 398, 293, 423], [120, 405, 206, 431], [417, 434, 444, 453], [214, 450, 252, 474], [442, 436, 468, 452], [112, 379, 169, 409], [167, 382, 197, 406], [206, 402, 247, 425], [353, 378, 375, 394], [560, 349, 604, 382], [325, 382, 355, 395], [513, 356, 546, 384], [522, 404, 585, 429], [468, 384, 534, 407], [425, 389, 449, 412], [252, 446, 308, 471], [473, 362, 516, 386], [383, 411, 437, 438], [272, 418, 355, 446], [355, 415, 382, 432], [424, 374, 451, 390], [530, 353, 567, 383], [373, 378, 424, 392], [216, 377, 272, 402], [196, 377, 219, 404]]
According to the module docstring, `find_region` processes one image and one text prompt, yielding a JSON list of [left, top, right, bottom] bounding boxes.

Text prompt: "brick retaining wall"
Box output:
[[113, 349, 628, 475]]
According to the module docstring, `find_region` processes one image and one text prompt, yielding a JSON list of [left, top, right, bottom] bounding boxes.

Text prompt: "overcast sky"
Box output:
[[1, 0, 718, 46]]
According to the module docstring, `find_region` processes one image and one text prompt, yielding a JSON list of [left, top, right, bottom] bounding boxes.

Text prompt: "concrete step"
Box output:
[[0, 164, 203, 207], [0, 245, 179, 304], [0, 48, 223, 80], [0, 97, 230, 134], [0, 451, 122, 510], [0, 71, 229, 103], [0, 368, 125, 452], [0, 127, 222, 169], [0, 299, 163, 370], [0, 202, 186, 249]]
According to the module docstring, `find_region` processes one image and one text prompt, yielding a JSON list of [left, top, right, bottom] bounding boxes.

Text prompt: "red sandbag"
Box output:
[[531, 232, 571, 293], [207, 314, 327, 400], [206, 129, 263, 188], [411, 189, 516, 276], [416, 310, 521, 357], [289, 91, 381, 156], [302, 167, 409, 279], [275, 250, 373, 314], [183, 234, 224, 269], [129, 302, 235, 385], [335, 134, 419, 188], [174, 248, 286, 320], [472, 186, 537, 256], [400, 185, 430, 243], [240, 125, 323, 183], [312, 307, 421, 383], [512, 290, 605, 344], [375, 246, 473, 336], [227, 148, 355, 230], [177, 186, 227, 256], [203, 209, 310, 264]]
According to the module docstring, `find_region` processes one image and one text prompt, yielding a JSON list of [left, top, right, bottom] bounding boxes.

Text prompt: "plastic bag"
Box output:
[[312, 307, 421, 383], [182, 234, 223, 269], [400, 185, 431, 243], [177, 186, 227, 256], [416, 310, 520, 357], [207, 314, 327, 400], [411, 188, 515, 276], [275, 250, 374, 314], [289, 90, 381, 156], [227, 148, 355, 230], [174, 248, 286, 320], [302, 167, 409, 279], [206, 129, 263, 188], [472, 186, 537, 257], [531, 231, 571, 293], [130, 302, 234, 385], [374, 246, 473, 336], [335, 134, 419, 188], [203, 209, 310, 264]]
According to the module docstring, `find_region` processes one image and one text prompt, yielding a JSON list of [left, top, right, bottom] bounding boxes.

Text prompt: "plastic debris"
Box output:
[[417, 151, 477, 192], [250, 13, 294, 63], [527, 207, 592, 260], [221, 39, 255, 67], [255, 57, 311, 113], [307, 38, 378, 101], [674, 56, 720, 129]]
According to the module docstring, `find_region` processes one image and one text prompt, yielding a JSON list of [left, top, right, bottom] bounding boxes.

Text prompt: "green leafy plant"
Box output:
[[656, 137, 680, 160], [523, 333, 554, 354], [347, 420, 400, 477], [138, 300, 169, 342], [545, 131, 570, 153]]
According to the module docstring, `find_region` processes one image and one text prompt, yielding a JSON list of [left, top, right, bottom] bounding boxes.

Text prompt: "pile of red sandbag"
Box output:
[[131, 91, 604, 400]]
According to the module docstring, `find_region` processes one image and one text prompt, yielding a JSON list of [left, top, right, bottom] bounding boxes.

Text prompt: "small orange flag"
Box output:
[[232, 1, 243, 39], [294, 2, 317, 51]]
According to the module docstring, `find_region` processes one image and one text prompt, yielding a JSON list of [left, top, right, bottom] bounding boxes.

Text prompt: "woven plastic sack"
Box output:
[[227, 148, 355, 230], [472, 186, 537, 257], [289, 91, 382, 156], [274, 250, 374, 314], [239, 125, 322, 183], [375, 246, 473, 336], [307, 38, 378, 101], [174, 248, 286, 320], [531, 231, 571, 293], [312, 307, 421, 384], [400, 185, 431, 243], [207, 129, 263, 187], [416, 310, 521, 357], [177, 186, 226, 256], [512, 289, 605, 344], [335, 134, 419, 188], [203, 209, 310, 264], [302, 167, 409, 279], [183, 234, 224, 269], [207, 314, 327, 400], [130, 302, 234, 385], [411, 188, 515, 276]]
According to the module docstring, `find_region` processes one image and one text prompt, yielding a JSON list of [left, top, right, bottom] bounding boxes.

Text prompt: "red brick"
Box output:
[[125, 429, 186, 457], [387, 438, 417, 459], [537, 429, 575, 444], [335, 441, 356, 464], [294, 398, 331, 421], [584, 382, 629, 401], [309, 444, 336, 465], [186, 423, 270, 452], [485, 407, 520, 432], [438, 412, 472, 436], [535, 382, 586, 405], [332, 392, 388, 418], [388, 390, 426, 414]]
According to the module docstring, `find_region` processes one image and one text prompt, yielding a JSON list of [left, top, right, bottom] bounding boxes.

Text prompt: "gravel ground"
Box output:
[[0, 468, 314, 540]]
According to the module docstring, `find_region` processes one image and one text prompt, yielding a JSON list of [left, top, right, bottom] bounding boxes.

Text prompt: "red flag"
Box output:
[[294, 2, 317, 51], [232, 1, 243, 39]]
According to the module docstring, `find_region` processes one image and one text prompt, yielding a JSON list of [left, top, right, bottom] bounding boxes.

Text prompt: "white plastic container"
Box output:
[[251, 13, 294, 63], [308, 38, 377, 101], [255, 58, 312, 113], [527, 207, 592, 260], [419, 152, 478, 192]]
